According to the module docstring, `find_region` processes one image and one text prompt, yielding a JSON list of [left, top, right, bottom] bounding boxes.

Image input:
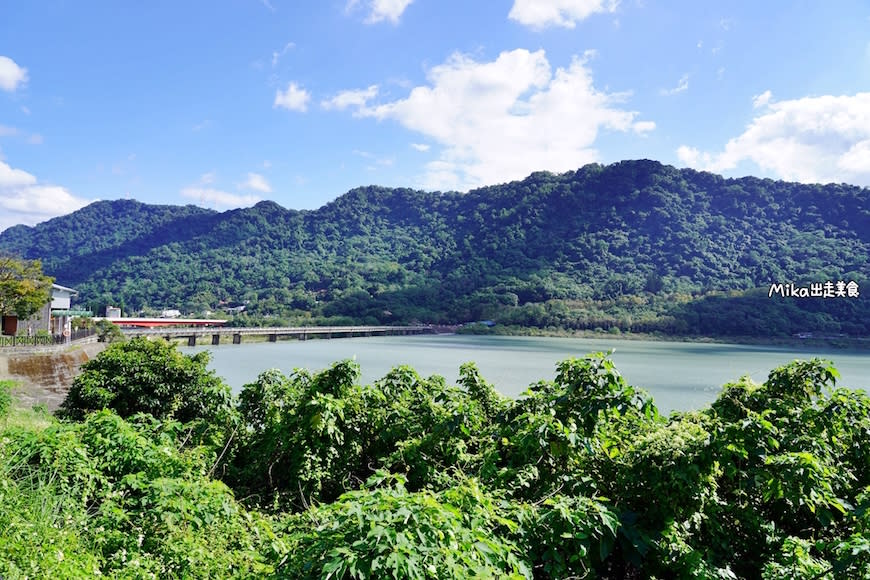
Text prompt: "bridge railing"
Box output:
[[0, 328, 96, 348], [121, 325, 434, 338]]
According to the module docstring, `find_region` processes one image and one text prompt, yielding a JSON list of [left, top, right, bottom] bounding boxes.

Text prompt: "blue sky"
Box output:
[[1, 0, 869, 231]]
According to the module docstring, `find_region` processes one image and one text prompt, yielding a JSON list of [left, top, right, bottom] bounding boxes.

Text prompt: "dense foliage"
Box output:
[[2, 339, 867, 577], [58, 338, 234, 425], [1, 160, 868, 338], [0, 254, 53, 319]]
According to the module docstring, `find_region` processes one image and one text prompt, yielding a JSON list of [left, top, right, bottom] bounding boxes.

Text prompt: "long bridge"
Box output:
[[121, 325, 437, 346]]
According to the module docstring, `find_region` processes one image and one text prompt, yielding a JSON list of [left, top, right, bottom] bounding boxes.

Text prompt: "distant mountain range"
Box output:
[[2, 160, 868, 338]]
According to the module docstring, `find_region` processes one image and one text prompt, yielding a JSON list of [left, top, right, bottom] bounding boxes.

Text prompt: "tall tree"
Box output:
[[0, 255, 54, 319]]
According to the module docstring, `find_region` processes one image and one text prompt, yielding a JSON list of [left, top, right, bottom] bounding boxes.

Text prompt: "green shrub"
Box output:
[[57, 337, 235, 429], [1, 407, 276, 577], [94, 318, 124, 343], [274, 473, 530, 579], [2, 353, 867, 578]]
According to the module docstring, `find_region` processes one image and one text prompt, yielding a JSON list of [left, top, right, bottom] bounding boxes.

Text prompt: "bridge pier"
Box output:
[[268, 334, 277, 342], [188, 336, 196, 347], [212, 334, 220, 345], [233, 334, 241, 344]]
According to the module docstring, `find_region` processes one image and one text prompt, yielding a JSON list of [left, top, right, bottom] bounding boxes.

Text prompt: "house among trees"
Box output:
[[1, 283, 90, 338]]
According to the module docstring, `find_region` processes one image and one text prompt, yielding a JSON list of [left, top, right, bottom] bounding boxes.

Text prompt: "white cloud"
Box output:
[[411, 143, 430, 152], [0, 160, 91, 231], [660, 74, 688, 96], [353, 149, 394, 168], [838, 140, 870, 173], [347, 0, 414, 24], [0, 125, 44, 144], [676, 145, 714, 168], [677, 92, 870, 185], [199, 172, 217, 185], [271, 42, 295, 67], [335, 48, 653, 190], [321, 85, 379, 112], [274, 82, 310, 112], [508, 0, 618, 29], [633, 120, 656, 132], [752, 90, 772, 109], [181, 187, 260, 209], [0, 56, 28, 92], [240, 172, 272, 193], [0, 161, 36, 187]]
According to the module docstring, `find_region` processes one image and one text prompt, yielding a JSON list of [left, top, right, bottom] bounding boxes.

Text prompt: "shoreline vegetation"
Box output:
[[454, 324, 870, 351], [1, 339, 868, 578]]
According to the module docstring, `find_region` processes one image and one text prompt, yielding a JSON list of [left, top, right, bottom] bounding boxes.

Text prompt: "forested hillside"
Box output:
[[2, 160, 869, 337]]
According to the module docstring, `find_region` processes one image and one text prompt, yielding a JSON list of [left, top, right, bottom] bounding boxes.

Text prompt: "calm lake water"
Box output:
[[183, 335, 870, 414]]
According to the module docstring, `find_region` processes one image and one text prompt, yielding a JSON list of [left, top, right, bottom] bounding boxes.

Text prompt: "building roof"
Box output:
[[51, 283, 78, 295]]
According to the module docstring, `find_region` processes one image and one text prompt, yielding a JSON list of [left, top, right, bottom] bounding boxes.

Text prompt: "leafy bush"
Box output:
[[4, 352, 869, 577], [273, 473, 530, 579], [57, 337, 235, 428], [94, 318, 124, 343], [231, 359, 511, 510], [0, 408, 275, 577]]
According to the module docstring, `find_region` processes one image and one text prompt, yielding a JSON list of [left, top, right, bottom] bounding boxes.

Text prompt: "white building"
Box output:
[[24, 284, 88, 338]]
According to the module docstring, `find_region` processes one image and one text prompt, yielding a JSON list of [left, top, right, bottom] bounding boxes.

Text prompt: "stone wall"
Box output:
[[0, 342, 106, 411]]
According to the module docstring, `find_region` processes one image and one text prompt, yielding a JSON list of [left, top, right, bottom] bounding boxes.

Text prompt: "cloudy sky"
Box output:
[[1, 1, 869, 230]]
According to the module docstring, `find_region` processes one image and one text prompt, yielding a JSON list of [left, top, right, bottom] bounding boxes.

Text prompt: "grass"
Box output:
[[0, 381, 104, 576], [0, 380, 54, 432]]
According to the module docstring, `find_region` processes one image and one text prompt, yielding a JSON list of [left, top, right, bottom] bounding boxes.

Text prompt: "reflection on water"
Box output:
[[184, 335, 870, 415]]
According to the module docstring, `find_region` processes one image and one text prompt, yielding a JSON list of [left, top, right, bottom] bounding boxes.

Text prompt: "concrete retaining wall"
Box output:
[[0, 342, 106, 411]]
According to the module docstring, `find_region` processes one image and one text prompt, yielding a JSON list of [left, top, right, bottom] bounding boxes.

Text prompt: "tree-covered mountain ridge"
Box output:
[[2, 159, 869, 337]]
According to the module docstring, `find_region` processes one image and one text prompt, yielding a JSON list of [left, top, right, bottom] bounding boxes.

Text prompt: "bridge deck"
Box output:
[[122, 325, 435, 345]]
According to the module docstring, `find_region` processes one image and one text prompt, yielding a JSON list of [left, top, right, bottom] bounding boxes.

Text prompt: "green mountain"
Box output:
[[2, 160, 869, 338]]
